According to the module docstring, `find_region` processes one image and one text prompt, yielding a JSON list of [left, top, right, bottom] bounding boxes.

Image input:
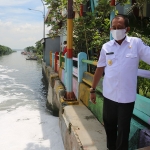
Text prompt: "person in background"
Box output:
[[62, 41, 67, 55], [90, 14, 150, 150]]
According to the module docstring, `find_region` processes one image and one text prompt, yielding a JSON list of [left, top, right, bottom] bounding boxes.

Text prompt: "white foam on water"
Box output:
[[0, 105, 64, 150], [0, 65, 18, 73], [0, 94, 27, 104], [2, 69, 18, 73], [13, 83, 34, 92], [0, 61, 64, 150], [0, 74, 15, 80]]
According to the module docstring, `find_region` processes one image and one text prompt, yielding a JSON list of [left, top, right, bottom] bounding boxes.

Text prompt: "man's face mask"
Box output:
[[111, 29, 126, 41]]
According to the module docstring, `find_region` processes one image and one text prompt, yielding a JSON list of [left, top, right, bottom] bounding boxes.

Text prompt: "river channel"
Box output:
[[0, 51, 64, 150]]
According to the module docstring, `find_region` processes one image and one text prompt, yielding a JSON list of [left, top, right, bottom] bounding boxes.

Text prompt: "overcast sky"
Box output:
[[0, 0, 50, 49]]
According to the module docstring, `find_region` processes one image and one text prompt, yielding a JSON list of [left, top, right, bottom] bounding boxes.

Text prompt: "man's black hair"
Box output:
[[111, 14, 129, 27]]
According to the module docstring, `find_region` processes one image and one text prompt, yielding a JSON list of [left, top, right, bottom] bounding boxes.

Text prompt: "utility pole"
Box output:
[[65, 0, 76, 99], [41, 0, 45, 39], [28, 7, 45, 39]]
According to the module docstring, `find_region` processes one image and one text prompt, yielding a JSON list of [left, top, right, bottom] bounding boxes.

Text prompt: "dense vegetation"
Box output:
[[24, 46, 35, 52], [24, 41, 43, 59], [0, 45, 13, 56], [34, 41, 43, 56]]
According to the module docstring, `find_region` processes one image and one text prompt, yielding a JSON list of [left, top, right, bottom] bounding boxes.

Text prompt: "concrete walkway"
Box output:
[[59, 102, 107, 150]]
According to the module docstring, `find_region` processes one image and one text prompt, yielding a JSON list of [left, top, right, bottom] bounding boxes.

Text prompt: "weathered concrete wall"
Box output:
[[42, 61, 52, 82], [42, 61, 46, 74], [46, 68, 65, 115]]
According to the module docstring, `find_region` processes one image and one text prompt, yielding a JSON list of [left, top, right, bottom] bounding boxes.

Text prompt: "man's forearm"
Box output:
[[91, 67, 104, 89]]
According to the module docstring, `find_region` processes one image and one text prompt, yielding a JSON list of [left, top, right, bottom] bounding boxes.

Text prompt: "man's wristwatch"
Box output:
[[90, 87, 95, 93]]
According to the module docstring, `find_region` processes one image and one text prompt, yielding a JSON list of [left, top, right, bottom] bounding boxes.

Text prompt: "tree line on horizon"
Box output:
[[0, 45, 13, 56]]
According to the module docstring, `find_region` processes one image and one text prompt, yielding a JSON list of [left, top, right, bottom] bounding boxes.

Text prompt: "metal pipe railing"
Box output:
[[137, 69, 150, 79], [82, 59, 97, 66], [73, 57, 78, 61]]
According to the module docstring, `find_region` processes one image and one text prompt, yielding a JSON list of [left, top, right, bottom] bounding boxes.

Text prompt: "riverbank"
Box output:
[[0, 51, 16, 56]]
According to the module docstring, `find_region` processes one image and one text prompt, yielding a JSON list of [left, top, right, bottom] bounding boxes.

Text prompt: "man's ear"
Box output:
[[126, 27, 130, 33]]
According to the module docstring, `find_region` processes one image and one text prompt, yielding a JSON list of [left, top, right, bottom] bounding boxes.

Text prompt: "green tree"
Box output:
[[35, 41, 43, 55], [44, 0, 67, 38], [24, 46, 35, 52], [0, 45, 13, 56]]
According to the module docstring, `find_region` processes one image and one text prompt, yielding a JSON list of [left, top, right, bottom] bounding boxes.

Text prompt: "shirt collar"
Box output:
[[125, 35, 131, 43], [109, 35, 131, 46]]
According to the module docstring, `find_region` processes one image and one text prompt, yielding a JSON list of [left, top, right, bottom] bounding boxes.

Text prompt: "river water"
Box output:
[[0, 51, 64, 150]]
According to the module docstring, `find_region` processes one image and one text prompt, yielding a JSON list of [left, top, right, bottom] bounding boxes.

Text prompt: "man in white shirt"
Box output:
[[90, 14, 150, 150]]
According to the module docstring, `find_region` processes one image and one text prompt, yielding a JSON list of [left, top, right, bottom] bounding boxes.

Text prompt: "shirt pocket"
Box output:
[[126, 53, 137, 58], [106, 54, 117, 67], [125, 53, 138, 67]]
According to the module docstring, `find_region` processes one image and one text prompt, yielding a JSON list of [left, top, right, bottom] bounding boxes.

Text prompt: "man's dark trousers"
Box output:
[[103, 97, 135, 150]]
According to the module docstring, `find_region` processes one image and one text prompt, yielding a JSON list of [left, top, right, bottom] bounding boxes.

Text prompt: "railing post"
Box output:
[[50, 51, 52, 67], [59, 52, 63, 68], [90, 0, 95, 12], [57, 53, 60, 72], [64, 53, 67, 87], [78, 52, 87, 83], [52, 53, 54, 70], [55, 52, 59, 72]]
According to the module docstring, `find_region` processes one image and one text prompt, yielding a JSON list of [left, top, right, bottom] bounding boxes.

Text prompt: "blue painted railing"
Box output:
[[50, 52, 87, 98]]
